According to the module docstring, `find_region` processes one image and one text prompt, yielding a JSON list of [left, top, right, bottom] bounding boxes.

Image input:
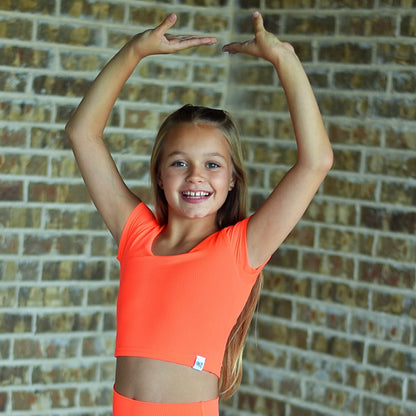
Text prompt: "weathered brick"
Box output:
[[359, 261, 415, 288], [328, 123, 382, 146], [377, 42, 416, 65], [0, 365, 28, 386], [362, 396, 413, 416], [305, 381, 359, 413], [0, 207, 41, 228], [0, 71, 27, 92], [166, 86, 223, 107], [194, 13, 230, 32], [0, 126, 26, 147], [319, 0, 375, 7], [129, 7, 189, 28], [290, 354, 343, 383], [351, 313, 411, 344], [235, 13, 281, 34], [319, 228, 373, 255], [0, 153, 47, 176], [305, 200, 357, 226], [333, 70, 388, 91], [12, 388, 76, 410], [361, 206, 416, 234], [0, 260, 40, 282], [237, 392, 285, 415], [0, 0, 55, 13], [332, 148, 362, 172], [87, 286, 117, 305], [79, 385, 112, 407], [60, 51, 105, 71], [302, 252, 356, 279], [14, 337, 79, 359], [259, 295, 292, 318], [193, 64, 226, 83], [393, 70, 416, 93], [0, 313, 32, 333], [381, 182, 416, 206], [18, 286, 83, 307], [376, 235, 415, 263], [90, 235, 117, 257], [36, 312, 100, 333], [0, 101, 52, 122], [265, 0, 316, 7], [400, 15, 416, 36], [61, 0, 125, 22], [367, 344, 414, 372], [372, 292, 405, 315], [0, 45, 53, 68], [87, 334, 114, 357], [316, 281, 369, 308], [33, 75, 92, 97], [32, 363, 98, 384], [373, 97, 416, 120], [30, 127, 68, 150], [319, 42, 372, 64], [319, 94, 369, 117], [324, 176, 377, 200], [23, 234, 89, 255], [244, 339, 286, 367], [286, 15, 335, 35], [339, 15, 396, 36], [0, 18, 33, 40], [0, 233, 19, 254], [37, 23, 99, 46], [230, 65, 274, 86], [28, 182, 90, 203], [311, 333, 364, 361]]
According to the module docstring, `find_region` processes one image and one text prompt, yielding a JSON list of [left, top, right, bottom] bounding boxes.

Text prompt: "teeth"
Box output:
[[182, 191, 210, 198]]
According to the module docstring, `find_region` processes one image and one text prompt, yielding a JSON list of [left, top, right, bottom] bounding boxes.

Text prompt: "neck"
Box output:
[[153, 215, 219, 256]]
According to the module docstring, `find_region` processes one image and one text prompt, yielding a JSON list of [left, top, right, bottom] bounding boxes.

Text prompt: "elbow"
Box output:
[[322, 146, 334, 173], [65, 119, 76, 145]]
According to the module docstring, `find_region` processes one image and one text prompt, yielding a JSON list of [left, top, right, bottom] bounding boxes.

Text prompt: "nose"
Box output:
[[186, 164, 205, 183]]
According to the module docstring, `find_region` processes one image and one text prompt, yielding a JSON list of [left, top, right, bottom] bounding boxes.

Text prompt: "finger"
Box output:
[[252, 11, 265, 35], [155, 13, 177, 35], [165, 33, 217, 48], [222, 40, 252, 55]]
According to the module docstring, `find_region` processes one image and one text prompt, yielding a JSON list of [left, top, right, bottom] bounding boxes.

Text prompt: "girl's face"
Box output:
[[158, 122, 235, 226]]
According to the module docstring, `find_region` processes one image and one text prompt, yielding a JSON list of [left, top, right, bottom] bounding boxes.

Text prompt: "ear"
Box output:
[[229, 176, 235, 191], [158, 176, 164, 189]]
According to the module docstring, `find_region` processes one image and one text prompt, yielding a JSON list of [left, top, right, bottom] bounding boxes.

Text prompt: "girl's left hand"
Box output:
[[222, 11, 294, 63]]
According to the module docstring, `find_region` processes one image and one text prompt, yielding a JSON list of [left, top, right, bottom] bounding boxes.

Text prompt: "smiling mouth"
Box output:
[[181, 191, 212, 199]]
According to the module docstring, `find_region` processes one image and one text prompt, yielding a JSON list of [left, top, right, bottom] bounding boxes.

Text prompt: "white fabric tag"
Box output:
[[192, 355, 206, 371]]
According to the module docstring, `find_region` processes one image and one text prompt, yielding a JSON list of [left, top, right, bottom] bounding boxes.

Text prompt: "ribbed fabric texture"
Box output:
[[113, 387, 219, 416]]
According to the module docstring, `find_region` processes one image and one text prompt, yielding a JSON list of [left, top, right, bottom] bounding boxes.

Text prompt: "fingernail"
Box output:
[[253, 11, 260, 17]]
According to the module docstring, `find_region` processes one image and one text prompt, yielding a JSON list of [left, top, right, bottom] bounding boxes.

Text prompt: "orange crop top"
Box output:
[[115, 202, 268, 378]]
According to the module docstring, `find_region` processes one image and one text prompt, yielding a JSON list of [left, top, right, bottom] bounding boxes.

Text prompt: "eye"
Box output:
[[206, 162, 220, 169], [171, 160, 187, 167]]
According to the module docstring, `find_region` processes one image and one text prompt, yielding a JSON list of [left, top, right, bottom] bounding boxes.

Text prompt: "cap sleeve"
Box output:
[[223, 216, 270, 282]]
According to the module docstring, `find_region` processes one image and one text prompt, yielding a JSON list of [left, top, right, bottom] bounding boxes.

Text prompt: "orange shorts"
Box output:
[[113, 387, 219, 416]]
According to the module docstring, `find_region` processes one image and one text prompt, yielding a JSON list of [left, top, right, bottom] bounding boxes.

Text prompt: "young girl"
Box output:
[[66, 11, 333, 416]]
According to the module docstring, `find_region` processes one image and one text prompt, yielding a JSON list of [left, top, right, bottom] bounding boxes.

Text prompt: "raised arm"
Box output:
[[66, 14, 217, 243], [223, 12, 333, 268]]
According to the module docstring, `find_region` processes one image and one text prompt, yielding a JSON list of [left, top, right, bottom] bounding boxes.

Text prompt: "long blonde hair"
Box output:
[[150, 105, 262, 399]]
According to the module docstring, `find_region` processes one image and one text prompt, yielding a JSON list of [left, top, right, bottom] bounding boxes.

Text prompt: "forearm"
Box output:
[[66, 40, 142, 142], [271, 49, 333, 171]]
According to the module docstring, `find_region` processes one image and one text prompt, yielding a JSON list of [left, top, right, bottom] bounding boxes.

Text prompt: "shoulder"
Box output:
[[117, 202, 159, 254]]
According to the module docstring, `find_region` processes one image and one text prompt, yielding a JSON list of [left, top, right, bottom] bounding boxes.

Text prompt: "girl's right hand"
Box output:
[[129, 14, 217, 59]]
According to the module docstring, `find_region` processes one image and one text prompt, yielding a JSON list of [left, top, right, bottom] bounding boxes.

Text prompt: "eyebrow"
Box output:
[[166, 151, 227, 161]]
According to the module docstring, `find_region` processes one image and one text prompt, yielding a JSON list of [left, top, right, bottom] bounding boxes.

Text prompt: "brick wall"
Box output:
[[0, 1, 415, 415]]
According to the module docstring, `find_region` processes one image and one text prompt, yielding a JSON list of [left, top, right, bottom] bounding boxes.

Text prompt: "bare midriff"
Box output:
[[114, 356, 219, 403]]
